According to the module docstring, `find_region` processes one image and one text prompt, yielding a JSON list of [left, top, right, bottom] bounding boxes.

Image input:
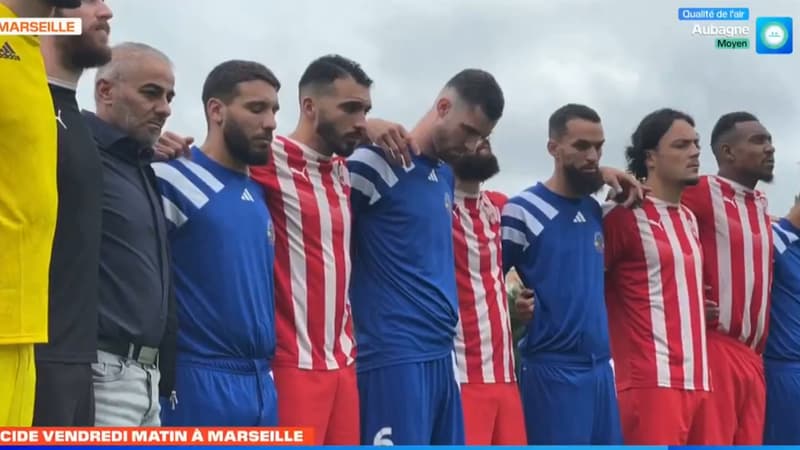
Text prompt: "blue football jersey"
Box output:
[[766, 218, 800, 361], [153, 147, 276, 360], [501, 182, 611, 360], [347, 146, 458, 372]]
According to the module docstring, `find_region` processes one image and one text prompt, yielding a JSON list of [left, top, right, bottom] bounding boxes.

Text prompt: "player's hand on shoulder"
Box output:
[[784, 201, 800, 229], [154, 131, 194, 162], [364, 118, 420, 168], [600, 166, 647, 208]]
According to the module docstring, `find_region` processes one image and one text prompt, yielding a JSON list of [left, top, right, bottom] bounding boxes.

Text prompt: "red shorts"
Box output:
[[618, 387, 707, 445], [692, 331, 766, 445], [461, 382, 527, 445], [272, 365, 359, 445]]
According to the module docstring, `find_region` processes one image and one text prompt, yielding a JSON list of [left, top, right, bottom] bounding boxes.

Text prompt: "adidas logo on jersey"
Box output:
[[428, 170, 438, 182], [573, 212, 587, 223], [0, 42, 20, 61], [241, 188, 255, 202]]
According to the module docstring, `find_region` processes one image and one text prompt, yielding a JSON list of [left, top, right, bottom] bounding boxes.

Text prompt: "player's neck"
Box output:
[[545, 173, 581, 198], [1, 0, 53, 18], [410, 110, 437, 160], [200, 135, 248, 175], [289, 121, 333, 158], [455, 178, 480, 195], [717, 167, 758, 190], [41, 40, 82, 87], [645, 176, 682, 205]]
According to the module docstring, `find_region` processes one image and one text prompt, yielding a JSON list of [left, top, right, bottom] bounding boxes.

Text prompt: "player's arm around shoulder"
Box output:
[[476, 190, 507, 225], [783, 200, 800, 230], [599, 166, 645, 208], [483, 190, 508, 209], [153, 131, 194, 162], [346, 145, 402, 214], [363, 118, 422, 167]]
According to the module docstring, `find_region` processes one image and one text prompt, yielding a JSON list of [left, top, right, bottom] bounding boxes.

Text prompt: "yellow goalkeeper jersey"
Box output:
[[0, 3, 58, 344]]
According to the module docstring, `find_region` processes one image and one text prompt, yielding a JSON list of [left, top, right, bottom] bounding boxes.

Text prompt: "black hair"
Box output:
[[298, 54, 372, 93], [710, 111, 759, 156], [625, 108, 695, 179], [444, 69, 505, 122], [201, 60, 280, 108], [548, 103, 601, 139]]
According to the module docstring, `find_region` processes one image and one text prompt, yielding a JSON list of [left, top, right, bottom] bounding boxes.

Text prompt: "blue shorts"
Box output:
[[160, 355, 277, 426], [358, 355, 464, 445], [764, 359, 800, 444], [519, 354, 622, 445]]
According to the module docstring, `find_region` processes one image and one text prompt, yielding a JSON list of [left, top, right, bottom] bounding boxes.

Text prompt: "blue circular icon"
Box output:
[[761, 22, 789, 49]]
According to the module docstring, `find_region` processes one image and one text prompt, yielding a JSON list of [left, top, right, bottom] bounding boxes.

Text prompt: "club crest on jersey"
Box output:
[[444, 192, 452, 211], [267, 221, 275, 244], [594, 231, 604, 253]]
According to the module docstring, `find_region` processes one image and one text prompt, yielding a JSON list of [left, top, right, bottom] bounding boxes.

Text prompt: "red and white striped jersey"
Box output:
[[604, 197, 710, 391], [682, 175, 773, 353], [453, 189, 516, 384], [251, 136, 355, 370]]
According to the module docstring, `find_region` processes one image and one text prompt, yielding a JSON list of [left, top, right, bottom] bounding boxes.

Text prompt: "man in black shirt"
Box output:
[[85, 41, 177, 426], [34, 0, 113, 427]]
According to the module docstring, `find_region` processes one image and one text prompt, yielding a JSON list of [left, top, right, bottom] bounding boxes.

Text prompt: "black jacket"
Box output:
[[35, 84, 102, 364], [83, 111, 176, 396]]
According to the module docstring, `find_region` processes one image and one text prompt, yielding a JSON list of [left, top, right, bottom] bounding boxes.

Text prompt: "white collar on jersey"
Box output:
[[647, 194, 681, 209], [713, 175, 757, 194], [281, 136, 332, 162]]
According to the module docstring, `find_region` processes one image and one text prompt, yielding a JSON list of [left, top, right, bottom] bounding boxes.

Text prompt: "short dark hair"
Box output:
[[625, 108, 695, 179], [710, 111, 759, 155], [298, 54, 372, 93], [201, 60, 280, 108], [548, 103, 601, 139], [445, 69, 504, 122]]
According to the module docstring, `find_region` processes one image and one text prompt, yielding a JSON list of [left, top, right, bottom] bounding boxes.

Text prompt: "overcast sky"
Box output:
[[76, 0, 800, 212]]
